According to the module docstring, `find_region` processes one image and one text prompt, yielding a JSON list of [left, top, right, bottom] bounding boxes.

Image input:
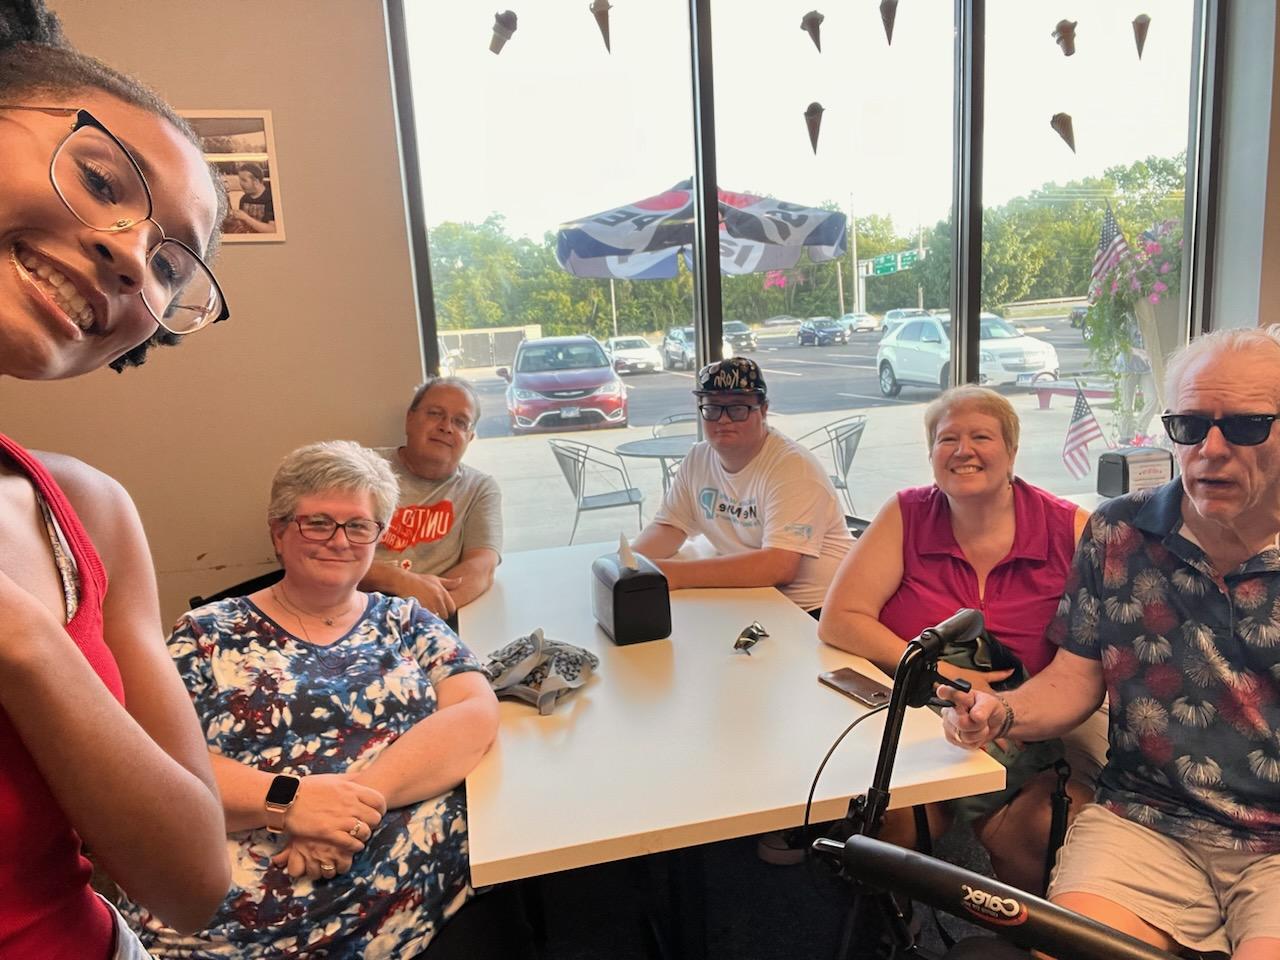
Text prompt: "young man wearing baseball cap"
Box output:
[[631, 357, 852, 617]]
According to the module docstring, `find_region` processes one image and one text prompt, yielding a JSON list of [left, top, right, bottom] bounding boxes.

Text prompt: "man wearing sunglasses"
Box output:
[[631, 357, 852, 616], [938, 326, 1280, 959]]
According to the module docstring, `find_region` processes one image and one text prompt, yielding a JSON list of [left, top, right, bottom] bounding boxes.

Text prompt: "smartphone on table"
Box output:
[[818, 667, 891, 707]]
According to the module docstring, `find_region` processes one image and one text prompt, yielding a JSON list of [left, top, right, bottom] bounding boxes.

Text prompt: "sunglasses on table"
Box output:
[[1161, 413, 1279, 446], [698, 401, 762, 422]]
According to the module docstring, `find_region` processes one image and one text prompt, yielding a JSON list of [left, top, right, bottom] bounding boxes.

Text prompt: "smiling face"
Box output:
[[1172, 348, 1280, 532], [0, 93, 218, 380], [404, 382, 478, 480], [929, 404, 1015, 500], [270, 488, 380, 596]]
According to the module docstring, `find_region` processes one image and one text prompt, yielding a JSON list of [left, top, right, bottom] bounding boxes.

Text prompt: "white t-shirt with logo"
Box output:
[[652, 428, 852, 610], [374, 450, 503, 577]]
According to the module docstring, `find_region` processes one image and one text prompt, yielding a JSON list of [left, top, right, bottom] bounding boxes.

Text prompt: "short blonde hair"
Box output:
[[267, 441, 399, 526], [1164, 324, 1280, 407], [924, 385, 1020, 453]]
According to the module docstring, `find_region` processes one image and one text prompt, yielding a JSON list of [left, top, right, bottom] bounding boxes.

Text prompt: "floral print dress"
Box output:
[[121, 593, 485, 958]]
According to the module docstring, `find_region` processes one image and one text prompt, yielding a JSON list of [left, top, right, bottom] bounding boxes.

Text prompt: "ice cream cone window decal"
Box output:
[[490, 10, 517, 55], [589, 0, 612, 53]]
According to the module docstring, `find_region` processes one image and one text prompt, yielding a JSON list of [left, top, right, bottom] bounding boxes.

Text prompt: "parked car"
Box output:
[[498, 336, 627, 433], [797, 317, 848, 346], [841, 312, 879, 334], [1068, 305, 1089, 328], [875, 313, 1060, 396], [604, 335, 663, 374], [723, 320, 758, 352], [661, 326, 697, 369], [879, 307, 931, 340]]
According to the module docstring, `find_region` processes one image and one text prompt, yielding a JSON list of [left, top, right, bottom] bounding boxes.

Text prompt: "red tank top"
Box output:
[[0, 434, 119, 959], [878, 479, 1079, 676]]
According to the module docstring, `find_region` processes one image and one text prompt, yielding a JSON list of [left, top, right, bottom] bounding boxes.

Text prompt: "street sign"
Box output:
[[862, 248, 926, 276], [899, 250, 919, 268], [872, 253, 897, 276]]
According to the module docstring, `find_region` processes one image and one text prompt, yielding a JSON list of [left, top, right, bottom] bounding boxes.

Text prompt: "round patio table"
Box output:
[[614, 434, 698, 492]]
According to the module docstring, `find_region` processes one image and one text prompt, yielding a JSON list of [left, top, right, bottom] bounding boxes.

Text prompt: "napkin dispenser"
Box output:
[[590, 537, 672, 645], [1097, 446, 1174, 498]]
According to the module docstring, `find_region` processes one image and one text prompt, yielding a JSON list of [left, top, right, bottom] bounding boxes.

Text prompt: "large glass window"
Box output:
[[398, 3, 1211, 548], [709, 3, 956, 516], [980, 3, 1198, 497]]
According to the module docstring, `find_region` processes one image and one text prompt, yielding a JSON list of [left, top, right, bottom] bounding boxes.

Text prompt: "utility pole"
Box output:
[[849, 195, 860, 313], [609, 277, 618, 337], [836, 260, 845, 316], [916, 223, 925, 310]]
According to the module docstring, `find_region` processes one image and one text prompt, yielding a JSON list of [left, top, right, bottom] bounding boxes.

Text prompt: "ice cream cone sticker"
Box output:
[[1052, 19, 1077, 57], [490, 10, 518, 55], [804, 102, 825, 154], [1133, 14, 1151, 59], [1050, 112, 1075, 153], [590, 0, 612, 53], [801, 10, 824, 52], [880, 0, 898, 46]]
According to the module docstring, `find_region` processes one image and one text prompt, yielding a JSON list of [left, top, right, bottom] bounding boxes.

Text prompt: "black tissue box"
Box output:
[[1097, 447, 1174, 498], [590, 551, 672, 645]]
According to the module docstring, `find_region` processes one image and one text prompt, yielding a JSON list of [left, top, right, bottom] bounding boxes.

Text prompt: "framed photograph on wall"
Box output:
[[180, 109, 286, 243]]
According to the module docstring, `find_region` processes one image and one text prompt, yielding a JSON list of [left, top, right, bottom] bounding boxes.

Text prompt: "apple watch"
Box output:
[[264, 774, 301, 834]]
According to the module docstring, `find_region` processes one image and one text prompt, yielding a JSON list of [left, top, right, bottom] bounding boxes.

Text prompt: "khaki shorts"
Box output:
[[1048, 804, 1280, 957]]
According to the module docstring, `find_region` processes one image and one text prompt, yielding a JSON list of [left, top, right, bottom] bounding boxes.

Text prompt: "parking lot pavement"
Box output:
[[469, 317, 1092, 440]]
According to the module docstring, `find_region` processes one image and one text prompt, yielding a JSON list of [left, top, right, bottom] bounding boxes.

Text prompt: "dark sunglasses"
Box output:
[[698, 402, 761, 422], [1161, 413, 1278, 447]]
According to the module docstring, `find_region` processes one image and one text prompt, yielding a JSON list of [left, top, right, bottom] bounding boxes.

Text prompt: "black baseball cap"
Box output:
[[693, 357, 767, 397]]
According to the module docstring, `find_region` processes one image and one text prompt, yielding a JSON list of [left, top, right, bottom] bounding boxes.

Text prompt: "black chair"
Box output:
[[189, 568, 283, 610]]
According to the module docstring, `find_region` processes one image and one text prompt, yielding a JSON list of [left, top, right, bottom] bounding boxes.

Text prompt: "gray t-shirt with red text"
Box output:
[[374, 449, 503, 577]]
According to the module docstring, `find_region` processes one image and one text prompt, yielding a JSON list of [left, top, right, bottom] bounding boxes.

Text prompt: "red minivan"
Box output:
[[498, 336, 628, 434]]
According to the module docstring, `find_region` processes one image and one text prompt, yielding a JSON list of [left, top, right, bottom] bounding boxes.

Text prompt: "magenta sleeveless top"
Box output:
[[878, 479, 1079, 676], [0, 434, 120, 959]]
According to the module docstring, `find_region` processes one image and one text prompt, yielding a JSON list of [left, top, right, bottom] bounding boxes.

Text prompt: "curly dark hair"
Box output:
[[0, 0, 229, 371]]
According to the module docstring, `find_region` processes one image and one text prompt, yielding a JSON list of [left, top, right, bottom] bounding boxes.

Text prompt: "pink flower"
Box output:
[[1145, 243, 1162, 255], [1130, 277, 1140, 291], [1153, 280, 1168, 293], [1149, 293, 1161, 304], [1111, 280, 1119, 293], [1159, 262, 1172, 274]]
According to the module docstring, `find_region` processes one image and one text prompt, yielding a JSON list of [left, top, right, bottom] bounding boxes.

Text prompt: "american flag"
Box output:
[[1089, 204, 1131, 300], [1063, 387, 1107, 479]]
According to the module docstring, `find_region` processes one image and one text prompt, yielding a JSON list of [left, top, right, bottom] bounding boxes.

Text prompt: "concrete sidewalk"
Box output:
[[463, 390, 1123, 554]]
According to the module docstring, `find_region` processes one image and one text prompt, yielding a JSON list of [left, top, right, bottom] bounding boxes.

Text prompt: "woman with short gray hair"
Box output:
[[124, 440, 500, 958]]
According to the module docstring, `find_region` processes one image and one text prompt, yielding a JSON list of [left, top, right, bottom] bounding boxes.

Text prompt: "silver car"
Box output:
[[876, 313, 1059, 395]]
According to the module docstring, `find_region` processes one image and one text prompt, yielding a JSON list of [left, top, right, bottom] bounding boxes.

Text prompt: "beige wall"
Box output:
[[0, 0, 423, 622]]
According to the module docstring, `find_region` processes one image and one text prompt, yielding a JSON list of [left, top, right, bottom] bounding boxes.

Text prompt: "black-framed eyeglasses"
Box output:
[[291, 514, 385, 545], [2, 105, 230, 334], [1161, 413, 1279, 447], [698, 401, 761, 422]]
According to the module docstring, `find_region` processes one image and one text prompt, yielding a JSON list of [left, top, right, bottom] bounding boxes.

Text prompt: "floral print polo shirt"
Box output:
[[1051, 480, 1280, 851], [122, 593, 485, 958]]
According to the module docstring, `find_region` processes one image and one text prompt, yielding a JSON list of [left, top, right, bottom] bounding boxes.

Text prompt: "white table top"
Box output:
[[460, 542, 1003, 885]]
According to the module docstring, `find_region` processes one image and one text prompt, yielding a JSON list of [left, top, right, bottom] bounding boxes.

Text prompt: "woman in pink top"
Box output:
[[820, 385, 1097, 893], [0, 4, 232, 956]]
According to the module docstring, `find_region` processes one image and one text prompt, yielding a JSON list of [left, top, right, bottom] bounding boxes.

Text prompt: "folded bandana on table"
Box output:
[[484, 628, 599, 715]]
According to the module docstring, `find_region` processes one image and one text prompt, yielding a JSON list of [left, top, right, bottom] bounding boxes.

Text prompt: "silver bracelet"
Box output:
[[993, 694, 1015, 740]]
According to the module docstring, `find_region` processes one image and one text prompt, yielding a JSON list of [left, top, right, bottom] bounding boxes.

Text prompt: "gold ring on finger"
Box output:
[[350, 820, 363, 839]]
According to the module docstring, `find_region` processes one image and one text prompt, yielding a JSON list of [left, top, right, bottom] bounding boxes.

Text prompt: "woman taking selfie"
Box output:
[[0, 2, 233, 956]]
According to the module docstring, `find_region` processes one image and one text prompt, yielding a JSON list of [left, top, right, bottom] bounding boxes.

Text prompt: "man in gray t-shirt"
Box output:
[[361, 377, 502, 618]]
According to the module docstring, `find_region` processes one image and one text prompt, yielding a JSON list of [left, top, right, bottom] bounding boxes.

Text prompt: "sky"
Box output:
[[404, 2, 1196, 241]]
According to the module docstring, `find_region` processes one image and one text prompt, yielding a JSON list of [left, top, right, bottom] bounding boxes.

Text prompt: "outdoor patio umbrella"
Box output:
[[555, 178, 847, 280]]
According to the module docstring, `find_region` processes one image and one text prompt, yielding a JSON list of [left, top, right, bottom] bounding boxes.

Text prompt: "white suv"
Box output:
[[876, 313, 1059, 395]]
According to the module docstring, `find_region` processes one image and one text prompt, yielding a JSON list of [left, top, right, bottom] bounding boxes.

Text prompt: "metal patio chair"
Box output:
[[548, 438, 644, 544], [797, 414, 868, 517]]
